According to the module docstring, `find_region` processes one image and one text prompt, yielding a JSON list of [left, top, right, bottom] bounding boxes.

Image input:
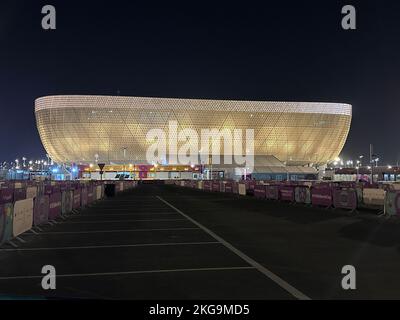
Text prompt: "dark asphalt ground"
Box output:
[[1, 183, 400, 300]]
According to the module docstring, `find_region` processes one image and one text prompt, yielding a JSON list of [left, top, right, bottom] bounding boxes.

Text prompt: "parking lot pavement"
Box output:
[[0, 185, 298, 300], [3, 183, 400, 300]]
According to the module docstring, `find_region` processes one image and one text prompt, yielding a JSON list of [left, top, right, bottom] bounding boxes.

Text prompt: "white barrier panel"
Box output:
[[96, 186, 102, 200], [197, 181, 203, 190], [120, 182, 124, 192], [26, 186, 38, 199], [238, 183, 246, 196], [180, 181, 185, 187], [13, 198, 34, 237], [363, 188, 385, 206]]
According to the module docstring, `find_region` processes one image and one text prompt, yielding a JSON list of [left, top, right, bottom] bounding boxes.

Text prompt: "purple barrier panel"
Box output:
[[212, 181, 221, 192], [225, 182, 233, 193], [0, 202, 13, 245], [81, 187, 88, 207], [279, 186, 295, 202], [266, 185, 279, 200], [254, 185, 266, 199], [0, 188, 13, 204], [61, 190, 73, 215], [232, 182, 239, 194], [294, 186, 311, 204], [333, 188, 357, 210], [13, 187, 27, 202], [44, 184, 53, 195], [311, 186, 333, 208], [87, 186, 94, 204], [33, 195, 49, 226], [245, 181, 256, 195], [48, 192, 62, 220], [203, 181, 212, 191], [0, 189, 14, 244], [72, 189, 81, 209]]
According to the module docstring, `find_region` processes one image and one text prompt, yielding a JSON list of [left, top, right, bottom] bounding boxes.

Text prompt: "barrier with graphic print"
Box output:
[[254, 185, 266, 199], [311, 186, 333, 208], [384, 191, 400, 216], [295, 186, 311, 204], [62, 190, 73, 215], [266, 185, 279, 200], [33, 195, 49, 226], [49, 191, 62, 220], [333, 188, 357, 211], [279, 186, 295, 202]]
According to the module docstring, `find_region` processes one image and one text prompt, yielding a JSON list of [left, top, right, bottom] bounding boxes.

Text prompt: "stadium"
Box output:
[[35, 95, 351, 180]]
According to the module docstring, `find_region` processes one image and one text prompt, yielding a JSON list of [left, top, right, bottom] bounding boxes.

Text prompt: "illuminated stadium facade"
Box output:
[[35, 95, 351, 170]]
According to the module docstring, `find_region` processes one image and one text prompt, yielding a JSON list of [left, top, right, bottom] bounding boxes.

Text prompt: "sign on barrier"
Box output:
[[266, 185, 279, 200], [333, 188, 357, 210], [197, 181, 203, 190], [311, 186, 332, 208], [295, 186, 311, 204], [254, 185, 266, 199], [49, 192, 62, 220], [33, 195, 49, 226], [384, 191, 400, 216], [13, 198, 34, 237]]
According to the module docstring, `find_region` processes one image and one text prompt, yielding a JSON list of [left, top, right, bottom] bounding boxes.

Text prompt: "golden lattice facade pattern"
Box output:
[[35, 95, 352, 165]]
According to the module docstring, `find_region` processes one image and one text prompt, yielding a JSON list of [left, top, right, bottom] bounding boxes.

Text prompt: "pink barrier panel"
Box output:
[[203, 181, 212, 191], [72, 189, 81, 209], [225, 182, 233, 193], [279, 186, 295, 202], [245, 181, 256, 195], [49, 192, 62, 220], [311, 186, 333, 208], [33, 195, 49, 226], [13, 188, 27, 202], [212, 182, 221, 192], [81, 187, 88, 207], [254, 185, 266, 199], [87, 186, 94, 204], [266, 185, 279, 200], [333, 188, 357, 210], [0, 188, 13, 204]]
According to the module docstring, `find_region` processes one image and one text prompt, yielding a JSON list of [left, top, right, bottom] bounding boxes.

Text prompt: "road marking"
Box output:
[[22, 227, 201, 235], [0, 241, 220, 252], [0, 266, 255, 280], [63, 218, 187, 224], [70, 212, 178, 217], [156, 196, 311, 300]]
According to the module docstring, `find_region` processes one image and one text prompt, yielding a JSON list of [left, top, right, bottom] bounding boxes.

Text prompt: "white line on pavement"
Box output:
[[0, 266, 255, 280], [23, 227, 201, 235], [156, 195, 311, 300], [0, 241, 220, 252]]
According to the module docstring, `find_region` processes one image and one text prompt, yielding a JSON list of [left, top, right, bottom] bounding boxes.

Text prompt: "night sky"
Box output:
[[1, 0, 399, 164]]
